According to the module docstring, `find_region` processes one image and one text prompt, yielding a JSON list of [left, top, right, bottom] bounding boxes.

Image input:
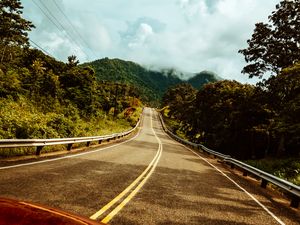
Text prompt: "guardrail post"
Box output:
[[290, 196, 299, 208], [261, 179, 268, 188], [86, 141, 91, 147], [36, 146, 43, 156], [67, 143, 73, 151], [98, 140, 102, 144], [158, 113, 300, 208], [198, 146, 201, 151]]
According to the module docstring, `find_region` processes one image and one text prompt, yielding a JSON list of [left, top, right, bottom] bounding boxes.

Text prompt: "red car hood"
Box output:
[[0, 198, 106, 225]]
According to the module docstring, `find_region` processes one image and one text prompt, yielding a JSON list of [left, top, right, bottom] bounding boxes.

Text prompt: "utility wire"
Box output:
[[36, 0, 89, 59], [29, 39, 54, 57], [31, 0, 91, 60], [31, 0, 63, 34], [52, 0, 98, 58]]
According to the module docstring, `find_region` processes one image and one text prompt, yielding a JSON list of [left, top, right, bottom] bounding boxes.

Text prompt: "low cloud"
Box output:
[[21, 0, 279, 82]]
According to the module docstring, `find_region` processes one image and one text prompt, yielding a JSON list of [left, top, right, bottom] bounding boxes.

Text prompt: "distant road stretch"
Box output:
[[0, 108, 299, 225]]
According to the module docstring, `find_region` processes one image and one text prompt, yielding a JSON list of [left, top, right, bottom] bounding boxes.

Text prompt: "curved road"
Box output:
[[0, 108, 299, 224]]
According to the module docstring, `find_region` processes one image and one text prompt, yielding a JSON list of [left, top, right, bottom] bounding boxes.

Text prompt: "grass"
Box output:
[[245, 158, 300, 186], [0, 98, 142, 158], [0, 115, 137, 158], [162, 113, 189, 140]]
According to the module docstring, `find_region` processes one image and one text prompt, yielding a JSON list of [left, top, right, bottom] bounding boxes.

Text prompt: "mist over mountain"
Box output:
[[82, 58, 222, 105], [187, 71, 222, 89]]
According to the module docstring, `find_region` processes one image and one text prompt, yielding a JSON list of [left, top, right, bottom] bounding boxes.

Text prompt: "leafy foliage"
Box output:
[[82, 58, 181, 106], [161, 0, 298, 160], [239, 0, 300, 78], [245, 158, 300, 185], [163, 83, 197, 124], [187, 70, 221, 89], [163, 70, 300, 159], [0, 0, 34, 64], [82, 58, 221, 106], [0, 1, 143, 146]]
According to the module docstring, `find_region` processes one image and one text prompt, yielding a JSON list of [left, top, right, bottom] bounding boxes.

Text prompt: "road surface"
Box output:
[[0, 108, 299, 225]]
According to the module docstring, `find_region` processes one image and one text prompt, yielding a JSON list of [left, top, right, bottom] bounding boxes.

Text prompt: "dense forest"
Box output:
[[2, 0, 299, 185], [0, 0, 220, 143], [0, 0, 142, 142], [162, 0, 300, 162], [82, 59, 221, 105]]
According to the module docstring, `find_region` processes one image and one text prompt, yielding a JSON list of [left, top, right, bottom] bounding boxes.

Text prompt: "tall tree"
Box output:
[[163, 83, 197, 121], [67, 55, 79, 68], [264, 63, 300, 156], [0, 0, 35, 63], [239, 0, 300, 78]]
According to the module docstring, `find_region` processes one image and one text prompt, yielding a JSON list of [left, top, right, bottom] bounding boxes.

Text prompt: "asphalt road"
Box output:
[[0, 108, 299, 225]]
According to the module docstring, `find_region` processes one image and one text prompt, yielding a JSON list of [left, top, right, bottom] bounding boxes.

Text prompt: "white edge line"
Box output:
[[157, 117, 285, 225], [0, 124, 142, 170], [179, 143, 285, 225], [148, 113, 285, 225]]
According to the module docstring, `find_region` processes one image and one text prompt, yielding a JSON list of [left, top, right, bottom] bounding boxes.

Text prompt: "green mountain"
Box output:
[[82, 58, 222, 105], [187, 70, 222, 89]]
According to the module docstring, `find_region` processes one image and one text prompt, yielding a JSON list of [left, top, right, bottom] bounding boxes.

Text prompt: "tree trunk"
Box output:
[[264, 130, 270, 157], [251, 130, 256, 159], [276, 134, 285, 157]]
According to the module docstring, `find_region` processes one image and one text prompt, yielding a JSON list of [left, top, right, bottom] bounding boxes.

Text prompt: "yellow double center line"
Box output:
[[90, 109, 162, 224]]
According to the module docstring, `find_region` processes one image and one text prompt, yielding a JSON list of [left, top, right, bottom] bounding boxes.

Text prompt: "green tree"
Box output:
[[163, 83, 197, 121], [239, 0, 300, 78], [60, 66, 97, 115], [67, 55, 79, 68], [0, 68, 21, 98], [264, 63, 300, 156], [0, 0, 34, 63], [181, 80, 272, 159]]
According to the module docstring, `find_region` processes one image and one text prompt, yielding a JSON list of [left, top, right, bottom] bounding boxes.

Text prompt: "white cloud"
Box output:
[[21, 0, 280, 82], [128, 23, 154, 49], [78, 17, 112, 51], [179, 0, 209, 20]]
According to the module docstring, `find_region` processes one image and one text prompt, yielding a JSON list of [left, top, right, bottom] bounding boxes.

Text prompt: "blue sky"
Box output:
[[21, 0, 280, 82]]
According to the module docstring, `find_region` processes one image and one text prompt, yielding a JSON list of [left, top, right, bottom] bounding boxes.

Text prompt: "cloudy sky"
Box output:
[[21, 0, 280, 82]]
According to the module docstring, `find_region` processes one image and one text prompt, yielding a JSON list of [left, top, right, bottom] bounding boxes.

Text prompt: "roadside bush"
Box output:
[[245, 158, 300, 185]]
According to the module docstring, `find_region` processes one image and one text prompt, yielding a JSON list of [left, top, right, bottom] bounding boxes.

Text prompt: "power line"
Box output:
[[31, 0, 91, 60], [29, 39, 54, 57], [36, 0, 89, 59], [37, 0, 83, 50], [52, 0, 98, 58], [31, 0, 63, 34]]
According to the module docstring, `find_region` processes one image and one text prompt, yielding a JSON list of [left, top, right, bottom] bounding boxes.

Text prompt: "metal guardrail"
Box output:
[[158, 113, 300, 208], [0, 117, 141, 156]]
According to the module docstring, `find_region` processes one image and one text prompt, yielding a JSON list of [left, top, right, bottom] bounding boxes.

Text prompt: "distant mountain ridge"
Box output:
[[82, 58, 222, 105], [187, 70, 223, 89]]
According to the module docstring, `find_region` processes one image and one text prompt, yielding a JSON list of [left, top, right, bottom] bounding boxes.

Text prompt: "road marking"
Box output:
[[89, 146, 160, 220], [102, 145, 162, 224], [90, 109, 163, 223], [0, 120, 143, 170], [162, 131, 286, 225]]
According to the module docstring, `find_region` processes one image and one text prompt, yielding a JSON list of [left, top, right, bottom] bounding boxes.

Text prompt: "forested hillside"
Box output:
[[0, 1, 141, 145], [187, 70, 222, 89], [161, 0, 300, 185], [0, 0, 221, 148], [82, 58, 221, 105]]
